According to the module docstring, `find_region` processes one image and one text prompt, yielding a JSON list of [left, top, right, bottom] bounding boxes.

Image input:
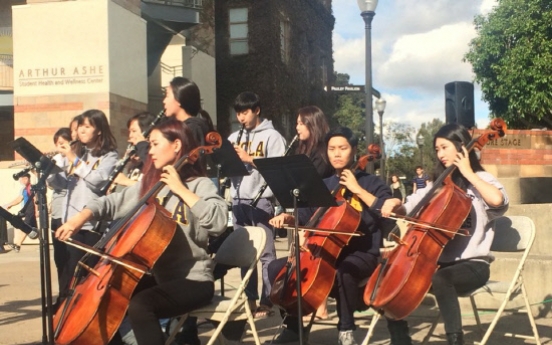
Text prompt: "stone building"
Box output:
[[214, 0, 335, 139], [0, 0, 208, 157]]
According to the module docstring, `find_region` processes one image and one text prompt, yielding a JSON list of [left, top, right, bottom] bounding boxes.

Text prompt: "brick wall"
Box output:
[[474, 129, 552, 178]]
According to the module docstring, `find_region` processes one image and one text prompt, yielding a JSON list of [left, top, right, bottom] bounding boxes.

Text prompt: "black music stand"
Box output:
[[254, 154, 336, 345], [210, 138, 249, 296], [10, 137, 61, 345], [211, 137, 249, 194]]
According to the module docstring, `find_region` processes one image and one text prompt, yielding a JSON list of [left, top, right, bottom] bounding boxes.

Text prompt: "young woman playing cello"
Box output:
[[55, 119, 228, 345], [268, 127, 393, 345], [380, 123, 509, 345]]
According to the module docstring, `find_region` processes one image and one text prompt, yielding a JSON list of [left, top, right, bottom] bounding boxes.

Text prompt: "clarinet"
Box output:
[[250, 134, 298, 208], [221, 124, 245, 194], [100, 110, 165, 195]]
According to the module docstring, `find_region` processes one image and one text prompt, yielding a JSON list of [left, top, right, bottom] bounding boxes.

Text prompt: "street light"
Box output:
[[357, 0, 379, 173], [416, 132, 425, 167], [375, 98, 386, 180]]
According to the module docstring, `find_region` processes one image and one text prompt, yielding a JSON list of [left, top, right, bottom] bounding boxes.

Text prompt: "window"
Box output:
[[229, 8, 248, 55], [280, 18, 290, 63]]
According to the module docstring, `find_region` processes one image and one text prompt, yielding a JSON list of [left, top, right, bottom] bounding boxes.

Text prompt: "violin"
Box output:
[[270, 144, 381, 316], [363, 119, 506, 320], [52, 132, 222, 345]]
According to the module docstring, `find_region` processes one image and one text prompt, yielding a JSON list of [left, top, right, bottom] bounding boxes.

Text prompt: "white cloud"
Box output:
[[332, 0, 493, 130], [378, 22, 476, 93], [480, 0, 498, 15]]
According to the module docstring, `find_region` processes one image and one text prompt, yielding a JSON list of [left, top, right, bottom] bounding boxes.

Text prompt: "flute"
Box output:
[[100, 110, 165, 195], [250, 134, 298, 208], [8, 151, 57, 168]]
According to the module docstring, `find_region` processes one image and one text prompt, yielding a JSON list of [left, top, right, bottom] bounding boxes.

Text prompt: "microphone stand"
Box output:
[[32, 157, 56, 345], [8, 137, 63, 345]]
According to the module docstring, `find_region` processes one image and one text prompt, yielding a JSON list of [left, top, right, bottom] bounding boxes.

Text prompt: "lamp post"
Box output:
[[357, 0, 379, 173], [375, 98, 386, 180], [416, 132, 425, 167]]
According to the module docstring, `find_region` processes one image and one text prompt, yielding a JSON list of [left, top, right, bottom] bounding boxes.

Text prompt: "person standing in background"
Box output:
[[412, 166, 429, 194], [389, 174, 406, 203], [5, 173, 36, 253]]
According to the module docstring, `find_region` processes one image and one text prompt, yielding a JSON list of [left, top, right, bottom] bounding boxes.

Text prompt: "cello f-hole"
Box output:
[[406, 236, 418, 257]]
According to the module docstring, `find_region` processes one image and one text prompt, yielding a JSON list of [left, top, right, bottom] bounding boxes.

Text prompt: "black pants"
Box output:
[[431, 260, 489, 334], [51, 218, 64, 293], [268, 251, 379, 332], [128, 279, 214, 345], [54, 229, 101, 299]]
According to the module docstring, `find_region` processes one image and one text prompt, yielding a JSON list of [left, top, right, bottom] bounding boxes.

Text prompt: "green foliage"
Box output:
[[465, 0, 552, 128], [331, 72, 371, 153], [385, 118, 444, 187]]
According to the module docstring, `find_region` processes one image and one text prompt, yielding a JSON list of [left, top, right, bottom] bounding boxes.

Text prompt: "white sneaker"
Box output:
[[338, 330, 358, 345]]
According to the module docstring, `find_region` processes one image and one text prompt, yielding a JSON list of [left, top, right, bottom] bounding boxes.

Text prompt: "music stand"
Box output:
[[210, 138, 249, 296], [211, 137, 249, 193], [10, 137, 60, 345], [254, 154, 336, 345]]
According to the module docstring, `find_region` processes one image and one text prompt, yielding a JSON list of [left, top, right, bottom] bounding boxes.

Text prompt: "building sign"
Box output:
[[326, 85, 365, 92], [485, 135, 531, 149], [17, 65, 105, 88]]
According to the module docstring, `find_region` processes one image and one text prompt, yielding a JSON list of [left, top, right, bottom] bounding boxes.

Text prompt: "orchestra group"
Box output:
[[12, 77, 509, 345]]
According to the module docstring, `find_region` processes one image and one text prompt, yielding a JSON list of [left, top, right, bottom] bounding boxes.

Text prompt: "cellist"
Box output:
[[55, 118, 228, 345], [268, 127, 394, 345], [380, 123, 509, 345]]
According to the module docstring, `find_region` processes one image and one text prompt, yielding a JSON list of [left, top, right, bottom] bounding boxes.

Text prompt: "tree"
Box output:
[[465, 0, 552, 128], [385, 121, 417, 187], [384, 118, 444, 193], [331, 72, 374, 154]]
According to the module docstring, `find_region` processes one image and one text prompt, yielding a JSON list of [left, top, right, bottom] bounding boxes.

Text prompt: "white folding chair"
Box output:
[[422, 215, 541, 345], [165, 225, 266, 345]]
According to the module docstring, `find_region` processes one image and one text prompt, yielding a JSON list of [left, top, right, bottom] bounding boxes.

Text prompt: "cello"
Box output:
[[270, 144, 381, 316], [363, 119, 506, 320], [53, 132, 222, 345]]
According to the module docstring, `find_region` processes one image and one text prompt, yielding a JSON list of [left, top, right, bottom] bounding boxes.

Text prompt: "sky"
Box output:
[[332, 0, 498, 131]]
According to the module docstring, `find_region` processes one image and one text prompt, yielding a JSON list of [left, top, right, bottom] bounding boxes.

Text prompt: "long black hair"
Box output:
[[433, 123, 485, 191], [296, 106, 329, 161]]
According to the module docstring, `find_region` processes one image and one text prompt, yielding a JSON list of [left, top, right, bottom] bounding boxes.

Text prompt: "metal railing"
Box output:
[[141, 0, 202, 9], [160, 61, 183, 78]]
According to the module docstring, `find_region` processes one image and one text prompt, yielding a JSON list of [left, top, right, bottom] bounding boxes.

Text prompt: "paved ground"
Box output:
[[0, 237, 550, 345]]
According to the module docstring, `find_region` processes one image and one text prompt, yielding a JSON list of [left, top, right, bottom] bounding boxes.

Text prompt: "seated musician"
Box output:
[[268, 126, 394, 345], [381, 123, 509, 345], [55, 119, 228, 345]]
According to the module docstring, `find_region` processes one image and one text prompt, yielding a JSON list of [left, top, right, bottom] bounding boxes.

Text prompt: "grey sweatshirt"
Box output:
[[404, 171, 509, 263], [86, 177, 228, 283], [47, 149, 118, 230], [227, 119, 286, 200]]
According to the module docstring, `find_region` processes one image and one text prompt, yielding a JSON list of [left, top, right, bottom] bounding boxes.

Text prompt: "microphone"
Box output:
[[13, 167, 33, 181], [0, 206, 39, 240]]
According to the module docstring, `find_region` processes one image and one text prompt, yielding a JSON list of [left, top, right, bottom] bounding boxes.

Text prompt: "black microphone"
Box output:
[[0, 206, 39, 240], [13, 167, 32, 181]]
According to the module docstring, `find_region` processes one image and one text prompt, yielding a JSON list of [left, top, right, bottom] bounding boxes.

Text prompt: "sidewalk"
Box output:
[[0, 238, 550, 345]]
